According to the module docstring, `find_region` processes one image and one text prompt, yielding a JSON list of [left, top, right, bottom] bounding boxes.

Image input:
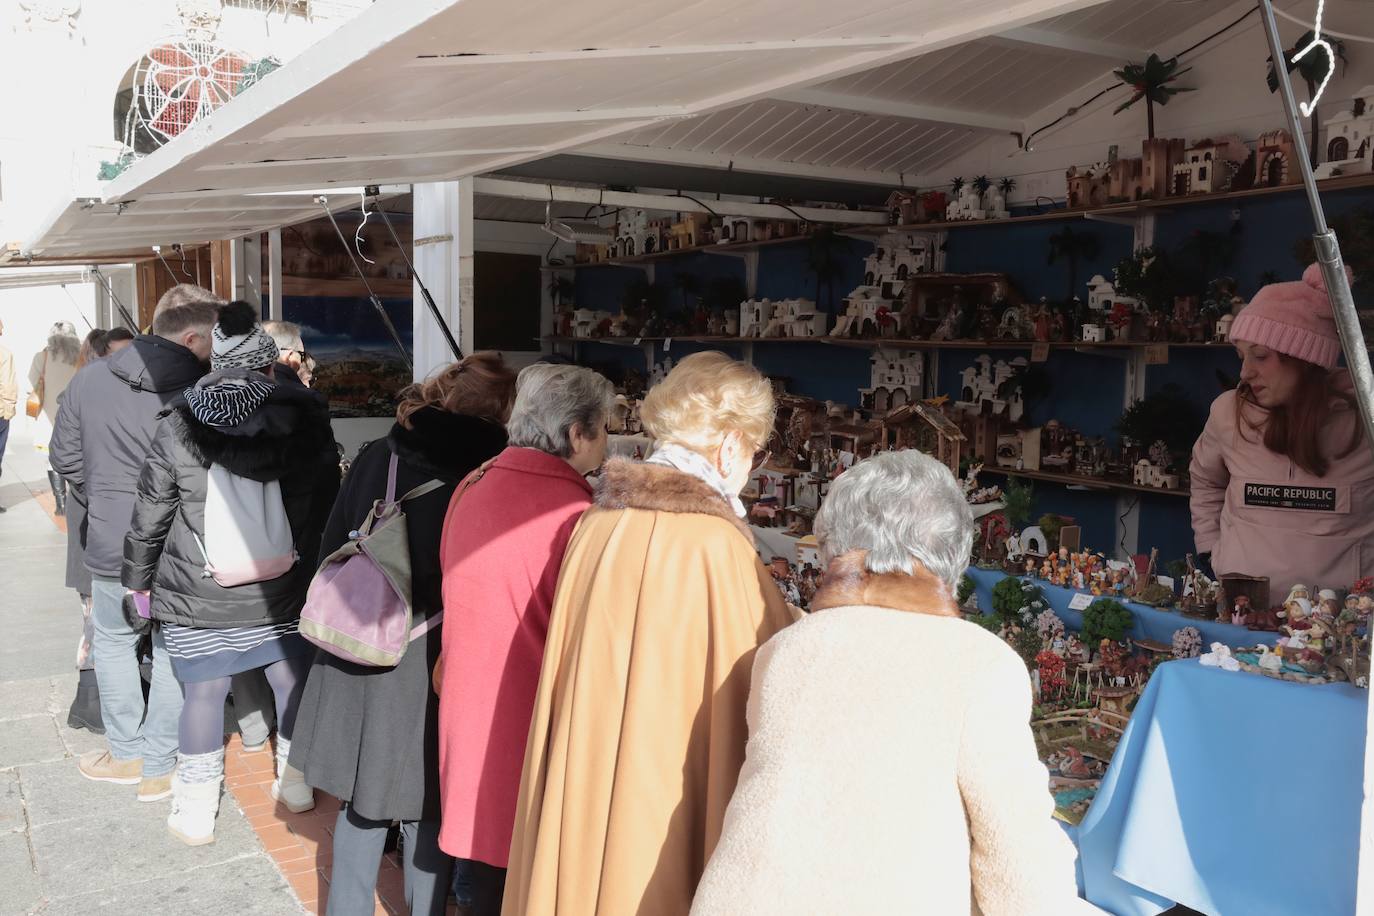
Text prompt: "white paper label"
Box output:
[[664, 337, 673, 351], [1156, 575, 1175, 588], [633, 336, 643, 345], [1068, 593, 1093, 611]]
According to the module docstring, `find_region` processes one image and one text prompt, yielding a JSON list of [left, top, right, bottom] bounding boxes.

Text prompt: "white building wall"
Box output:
[[0, 1, 368, 245]]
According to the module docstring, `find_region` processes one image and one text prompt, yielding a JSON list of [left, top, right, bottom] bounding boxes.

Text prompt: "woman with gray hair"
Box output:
[[436, 362, 613, 916], [693, 449, 1102, 916]]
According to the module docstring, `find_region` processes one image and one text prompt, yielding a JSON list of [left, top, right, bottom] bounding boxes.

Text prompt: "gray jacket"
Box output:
[[49, 337, 206, 578]]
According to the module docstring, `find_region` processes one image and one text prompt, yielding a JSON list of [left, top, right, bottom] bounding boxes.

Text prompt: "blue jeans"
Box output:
[[89, 576, 182, 776]]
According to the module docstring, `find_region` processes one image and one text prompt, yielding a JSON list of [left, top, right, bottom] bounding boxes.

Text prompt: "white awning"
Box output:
[[19, 186, 407, 262], [100, 0, 1110, 205]]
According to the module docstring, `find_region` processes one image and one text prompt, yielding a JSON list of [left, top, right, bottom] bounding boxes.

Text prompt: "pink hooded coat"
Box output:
[[1190, 372, 1374, 596]]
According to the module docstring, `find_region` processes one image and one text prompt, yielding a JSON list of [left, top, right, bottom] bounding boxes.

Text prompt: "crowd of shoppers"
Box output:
[[44, 284, 1091, 913]]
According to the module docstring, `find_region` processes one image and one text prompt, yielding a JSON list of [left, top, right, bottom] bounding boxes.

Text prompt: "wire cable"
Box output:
[[1022, 4, 1261, 152]]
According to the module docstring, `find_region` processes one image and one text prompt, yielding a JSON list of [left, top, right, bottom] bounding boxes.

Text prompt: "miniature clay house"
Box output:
[[762, 298, 828, 338], [861, 348, 924, 412], [1086, 275, 1140, 314], [885, 190, 921, 225], [1317, 87, 1374, 178], [881, 402, 965, 476], [1108, 157, 1145, 202], [1256, 129, 1300, 187], [1065, 163, 1109, 208], [1141, 138, 1186, 199], [1172, 136, 1248, 195], [739, 299, 775, 337]]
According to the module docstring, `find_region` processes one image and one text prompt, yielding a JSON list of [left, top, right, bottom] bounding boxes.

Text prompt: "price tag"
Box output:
[[664, 337, 673, 351], [1144, 343, 1169, 364], [1068, 593, 1094, 611], [1156, 575, 1175, 589], [633, 336, 643, 345], [1030, 342, 1050, 363]]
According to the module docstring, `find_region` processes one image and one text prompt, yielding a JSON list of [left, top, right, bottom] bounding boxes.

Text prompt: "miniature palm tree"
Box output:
[[999, 177, 1017, 196], [972, 175, 992, 195], [950, 177, 965, 195], [1113, 53, 1195, 140], [1047, 226, 1100, 301], [805, 227, 852, 313], [1267, 30, 1348, 167]]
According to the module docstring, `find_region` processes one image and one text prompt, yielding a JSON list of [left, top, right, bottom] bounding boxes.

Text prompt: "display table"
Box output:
[[965, 568, 1276, 648], [1075, 660, 1366, 915]]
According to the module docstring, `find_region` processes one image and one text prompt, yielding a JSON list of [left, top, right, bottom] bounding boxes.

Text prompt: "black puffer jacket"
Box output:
[[122, 374, 340, 628]]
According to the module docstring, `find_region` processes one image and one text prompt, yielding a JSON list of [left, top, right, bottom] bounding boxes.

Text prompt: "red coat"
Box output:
[[437, 446, 592, 867]]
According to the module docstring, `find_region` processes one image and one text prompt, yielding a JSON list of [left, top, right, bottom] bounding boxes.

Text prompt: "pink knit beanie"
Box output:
[[1230, 263, 1350, 369]]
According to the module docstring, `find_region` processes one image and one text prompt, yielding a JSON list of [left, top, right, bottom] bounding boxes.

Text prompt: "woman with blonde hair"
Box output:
[[502, 351, 796, 916], [290, 352, 517, 916], [30, 320, 82, 512]]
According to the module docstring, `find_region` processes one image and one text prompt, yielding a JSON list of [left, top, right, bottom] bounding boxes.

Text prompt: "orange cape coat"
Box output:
[[502, 459, 795, 916]]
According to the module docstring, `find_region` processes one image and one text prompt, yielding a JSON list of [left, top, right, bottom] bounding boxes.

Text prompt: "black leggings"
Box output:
[[179, 656, 308, 756]]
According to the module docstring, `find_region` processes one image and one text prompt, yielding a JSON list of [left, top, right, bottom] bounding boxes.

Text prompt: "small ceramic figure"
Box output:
[[1231, 594, 1252, 627], [1286, 584, 1311, 605]]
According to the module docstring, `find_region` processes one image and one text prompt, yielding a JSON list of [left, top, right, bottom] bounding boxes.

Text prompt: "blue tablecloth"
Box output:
[[1076, 660, 1366, 915], [966, 567, 1276, 648]]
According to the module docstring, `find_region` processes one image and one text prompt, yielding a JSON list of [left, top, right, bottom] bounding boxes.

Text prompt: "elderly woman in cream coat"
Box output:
[[692, 450, 1101, 916]]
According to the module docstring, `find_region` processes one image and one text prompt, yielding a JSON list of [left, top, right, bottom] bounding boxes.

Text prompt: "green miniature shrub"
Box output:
[[1081, 598, 1135, 648], [991, 576, 1046, 625], [1038, 513, 1068, 551], [957, 574, 975, 605]]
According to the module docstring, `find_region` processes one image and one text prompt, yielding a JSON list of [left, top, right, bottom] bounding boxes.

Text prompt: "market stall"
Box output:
[[16, 0, 1374, 911]]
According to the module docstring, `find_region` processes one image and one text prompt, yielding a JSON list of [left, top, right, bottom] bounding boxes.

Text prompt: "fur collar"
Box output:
[[810, 551, 958, 617], [387, 407, 508, 483], [595, 458, 753, 541], [173, 388, 334, 482]]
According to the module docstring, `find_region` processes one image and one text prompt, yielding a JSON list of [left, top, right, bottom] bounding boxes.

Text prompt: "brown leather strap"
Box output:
[[451, 457, 496, 508]]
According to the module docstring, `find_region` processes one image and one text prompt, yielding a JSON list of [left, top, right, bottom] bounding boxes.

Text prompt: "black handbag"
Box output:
[[121, 591, 153, 637]]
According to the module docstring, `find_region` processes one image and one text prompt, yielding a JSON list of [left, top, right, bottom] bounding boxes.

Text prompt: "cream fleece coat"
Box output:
[[692, 583, 1100, 916]]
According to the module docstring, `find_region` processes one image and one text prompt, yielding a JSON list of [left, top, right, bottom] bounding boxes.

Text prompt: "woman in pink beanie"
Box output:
[[1190, 264, 1372, 598]]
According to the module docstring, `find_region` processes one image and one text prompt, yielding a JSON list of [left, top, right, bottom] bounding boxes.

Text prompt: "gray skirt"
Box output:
[[162, 620, 309, 682]]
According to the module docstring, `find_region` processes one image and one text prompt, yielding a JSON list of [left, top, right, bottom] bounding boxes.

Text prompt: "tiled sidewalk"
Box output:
[[223, 714, 451, 915]]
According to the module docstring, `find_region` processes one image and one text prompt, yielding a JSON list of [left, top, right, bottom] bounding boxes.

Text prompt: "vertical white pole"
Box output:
[[267, 228, 284, 321], [456, 177, 475, 359], [243, 234, 263, 309], [411, 181, 470, 380]]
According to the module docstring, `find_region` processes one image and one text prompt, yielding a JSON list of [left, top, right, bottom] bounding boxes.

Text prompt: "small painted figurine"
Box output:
[[1231, 594, 1252, 627]]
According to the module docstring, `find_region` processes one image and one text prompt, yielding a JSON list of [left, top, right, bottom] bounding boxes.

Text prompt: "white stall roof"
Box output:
[[19, 187, 409, 263], [101, 0, 1118, 206]]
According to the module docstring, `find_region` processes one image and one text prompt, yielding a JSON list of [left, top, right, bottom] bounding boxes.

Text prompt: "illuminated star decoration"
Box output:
[[1290, 0, 1335, 117]]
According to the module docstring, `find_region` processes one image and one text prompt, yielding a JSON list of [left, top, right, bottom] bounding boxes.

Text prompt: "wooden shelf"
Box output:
[[852, 171, 1374, 235], [547, 335, 1235, 352], [978, 465, 1191, 498], [555, 233, 828, 269]]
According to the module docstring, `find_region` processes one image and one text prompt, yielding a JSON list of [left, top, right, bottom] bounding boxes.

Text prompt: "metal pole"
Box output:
[[369, 193, 463, 361], [315, 197, 413, 373], [1258, 0, 1374, 452], [88, 266, 138, 333], [152, 246, 180, 285]]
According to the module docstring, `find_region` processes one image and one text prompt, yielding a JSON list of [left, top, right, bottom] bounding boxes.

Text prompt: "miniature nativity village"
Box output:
[[549, 58, 1374, 872], [8, 0, 1374, 914]]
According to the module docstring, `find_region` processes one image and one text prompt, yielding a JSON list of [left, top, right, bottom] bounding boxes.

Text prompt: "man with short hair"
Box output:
[[263, 320, 312, 387], [0, 319, 15, 513], [50, 286, 220, 800]]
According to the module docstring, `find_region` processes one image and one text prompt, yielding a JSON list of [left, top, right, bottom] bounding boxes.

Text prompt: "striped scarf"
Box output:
[[184, 370, 275, 429]]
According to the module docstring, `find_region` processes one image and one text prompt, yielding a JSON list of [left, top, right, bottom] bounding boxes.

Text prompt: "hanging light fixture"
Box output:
[[540, 200, 612, 245]]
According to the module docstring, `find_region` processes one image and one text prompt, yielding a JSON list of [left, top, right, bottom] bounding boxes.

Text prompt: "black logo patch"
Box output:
[[1243, 483, 1337, 511]]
